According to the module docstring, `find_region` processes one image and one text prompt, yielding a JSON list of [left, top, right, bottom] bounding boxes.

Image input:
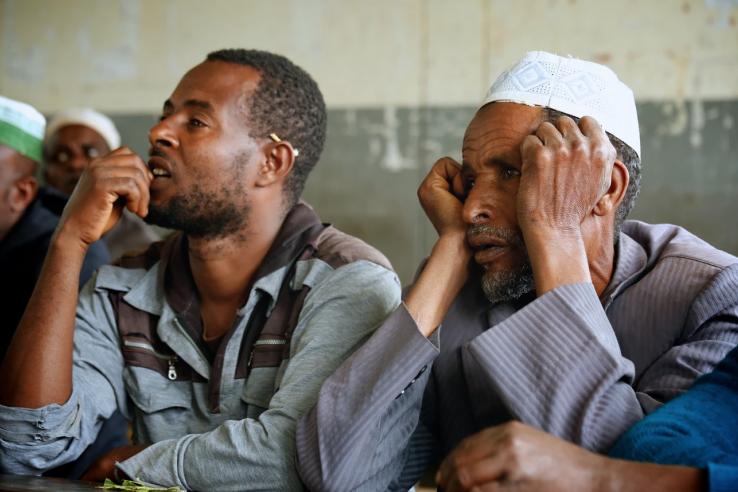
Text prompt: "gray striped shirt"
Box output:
[[297, 220, 738, 491]]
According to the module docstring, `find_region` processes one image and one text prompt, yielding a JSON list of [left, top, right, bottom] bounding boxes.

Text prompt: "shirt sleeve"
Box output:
[[117, 261, 404, 492], [80, 240, 110, 288], [296, 303, 440, 492], [465, 276, 738, 452], [609, 346, 738, 492], [0, 273, 127, 475]]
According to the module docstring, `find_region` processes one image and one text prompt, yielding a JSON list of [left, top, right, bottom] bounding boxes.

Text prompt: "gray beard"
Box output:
[[467, 224, 535, 303], [480, 260, 535, 304]]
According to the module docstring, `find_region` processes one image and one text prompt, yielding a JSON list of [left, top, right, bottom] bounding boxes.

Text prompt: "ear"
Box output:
[[254, 141, 297, 188], [8, 176, 38, 213], [592, 159, 629, 217]]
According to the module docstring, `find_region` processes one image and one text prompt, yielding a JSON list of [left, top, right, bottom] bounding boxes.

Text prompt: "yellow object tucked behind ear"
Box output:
[[269, 133, 299, 157]]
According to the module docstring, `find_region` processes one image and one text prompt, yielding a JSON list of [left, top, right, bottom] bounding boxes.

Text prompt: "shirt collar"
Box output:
[[122, 201, 325, 321], [600, 230, 649, 307]]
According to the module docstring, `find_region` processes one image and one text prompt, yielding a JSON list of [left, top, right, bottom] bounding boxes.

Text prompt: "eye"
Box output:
[[85, 147, 100, 159], [464, 177, 476, 193], [188, 118, 206, 128], [54, 151, 69, 163], [501, 166, 521, 180]]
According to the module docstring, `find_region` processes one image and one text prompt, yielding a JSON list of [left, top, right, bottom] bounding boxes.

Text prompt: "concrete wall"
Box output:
[[3, 0, 737, 282]]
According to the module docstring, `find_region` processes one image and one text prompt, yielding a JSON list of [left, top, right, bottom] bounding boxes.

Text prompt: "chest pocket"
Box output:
[[123, 364, 193, 443]]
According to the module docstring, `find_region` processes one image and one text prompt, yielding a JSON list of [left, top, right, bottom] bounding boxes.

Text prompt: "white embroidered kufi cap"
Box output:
[[483, 51, 641, 158], [45, 108, 121, 151]]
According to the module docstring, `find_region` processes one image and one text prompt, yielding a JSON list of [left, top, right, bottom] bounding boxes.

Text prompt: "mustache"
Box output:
[[148, 148, 170, 160], [466, 225, 525, 248]]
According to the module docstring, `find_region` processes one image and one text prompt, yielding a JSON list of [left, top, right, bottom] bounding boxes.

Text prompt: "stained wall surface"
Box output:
[[3, 0, 737, 282]]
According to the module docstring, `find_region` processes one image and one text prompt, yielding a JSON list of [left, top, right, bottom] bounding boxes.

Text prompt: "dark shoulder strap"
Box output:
[[235, 231, 325, 378], [109, 234, 178, 336], [108, 235, 196, 381]]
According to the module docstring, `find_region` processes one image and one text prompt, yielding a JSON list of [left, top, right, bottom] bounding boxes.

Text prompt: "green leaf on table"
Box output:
[[99, 477, 184, 491]]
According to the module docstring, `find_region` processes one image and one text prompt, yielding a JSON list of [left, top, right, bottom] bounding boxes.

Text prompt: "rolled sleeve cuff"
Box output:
[[0, 393, 79, 443]]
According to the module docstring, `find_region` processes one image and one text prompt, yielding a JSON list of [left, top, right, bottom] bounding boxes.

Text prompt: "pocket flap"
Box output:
[[124, 366, 190, 413]]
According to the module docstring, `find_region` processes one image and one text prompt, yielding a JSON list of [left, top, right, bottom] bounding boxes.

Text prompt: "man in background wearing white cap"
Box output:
[[296, 52, 738, 491], [0, 95, 126, 481], [0, 96, 110, 354], [42, 108, 161, 260]]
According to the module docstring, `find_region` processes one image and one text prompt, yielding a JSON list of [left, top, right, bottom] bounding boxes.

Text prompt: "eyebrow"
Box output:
[[162, 99, 214, 112], [488, 157, 518, 168], [462, 156, 519, 173]]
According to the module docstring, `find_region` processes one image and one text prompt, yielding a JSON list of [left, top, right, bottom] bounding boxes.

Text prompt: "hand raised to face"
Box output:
[[517, 115, 617, 239], [417, 156, 467, 239], [57, 147, 153, 250]]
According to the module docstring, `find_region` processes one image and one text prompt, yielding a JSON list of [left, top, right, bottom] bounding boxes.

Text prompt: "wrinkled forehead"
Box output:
[[462, 102, 546, 158]]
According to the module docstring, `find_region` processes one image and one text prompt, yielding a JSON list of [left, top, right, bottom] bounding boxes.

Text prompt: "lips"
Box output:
[[467, 225, 525, 268], [147, 155, 172, 178], [469, 237, 510, 267]]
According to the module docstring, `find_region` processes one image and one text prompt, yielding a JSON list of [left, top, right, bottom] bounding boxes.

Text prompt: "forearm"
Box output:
[[523, 227, 591, 297], [297, 306, 438, 491], [0, 231, 87, 407], [405, 233, 471, 337], [468, 283, 638, 451], [598, 458, 706, 492]]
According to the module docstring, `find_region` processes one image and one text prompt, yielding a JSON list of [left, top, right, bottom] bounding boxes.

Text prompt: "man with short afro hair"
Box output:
[[206, 48, 327, 208], [0, 49, 399, 491]]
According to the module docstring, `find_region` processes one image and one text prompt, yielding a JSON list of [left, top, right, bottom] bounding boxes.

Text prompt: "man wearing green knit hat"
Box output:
[[0, 95, 121, 480], [0, 95, 109, 358]]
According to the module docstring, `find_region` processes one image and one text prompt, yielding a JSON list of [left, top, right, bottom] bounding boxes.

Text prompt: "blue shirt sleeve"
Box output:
[[610, 346, 738, 492], [80, 240, 110, 288], [708, 463, 738, 492]]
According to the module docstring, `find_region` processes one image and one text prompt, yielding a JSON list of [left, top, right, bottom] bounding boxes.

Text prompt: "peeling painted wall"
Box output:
[[3, 0, 738, 110], [2, 0, 738, 282]]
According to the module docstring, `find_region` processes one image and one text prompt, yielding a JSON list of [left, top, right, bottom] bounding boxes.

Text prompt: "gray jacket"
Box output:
[[0, 203, 401, 491], [297, 221, 738, 491]]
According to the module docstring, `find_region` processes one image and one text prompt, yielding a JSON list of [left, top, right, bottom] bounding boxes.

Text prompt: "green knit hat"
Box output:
[[0, 95, 46, 163]]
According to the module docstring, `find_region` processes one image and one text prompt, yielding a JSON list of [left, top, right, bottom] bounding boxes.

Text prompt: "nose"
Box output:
[[462, 187, 493, 225], [67, 154, 88, 172], [148, 117, 178, 150]]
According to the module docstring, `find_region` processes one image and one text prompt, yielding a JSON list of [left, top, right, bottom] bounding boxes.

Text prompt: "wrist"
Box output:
[[436, 230, 471, 260], [51, 225, 91, 257], [523, 227, 591, 296]]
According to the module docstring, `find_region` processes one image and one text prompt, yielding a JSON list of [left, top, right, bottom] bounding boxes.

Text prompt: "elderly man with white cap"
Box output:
[[42, 108, 161, 259], [295, 52, 738, 491]]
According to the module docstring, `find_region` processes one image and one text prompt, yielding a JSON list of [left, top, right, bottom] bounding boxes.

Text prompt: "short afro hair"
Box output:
[[206, 49, 327, 207]]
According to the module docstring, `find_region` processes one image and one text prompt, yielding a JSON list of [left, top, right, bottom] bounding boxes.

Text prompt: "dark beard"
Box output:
[[145, 182, 248, 239]]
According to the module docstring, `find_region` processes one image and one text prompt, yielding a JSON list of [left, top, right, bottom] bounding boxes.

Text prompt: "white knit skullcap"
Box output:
[[483, 51, 641, 158], [45, 108, 121, 151]]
